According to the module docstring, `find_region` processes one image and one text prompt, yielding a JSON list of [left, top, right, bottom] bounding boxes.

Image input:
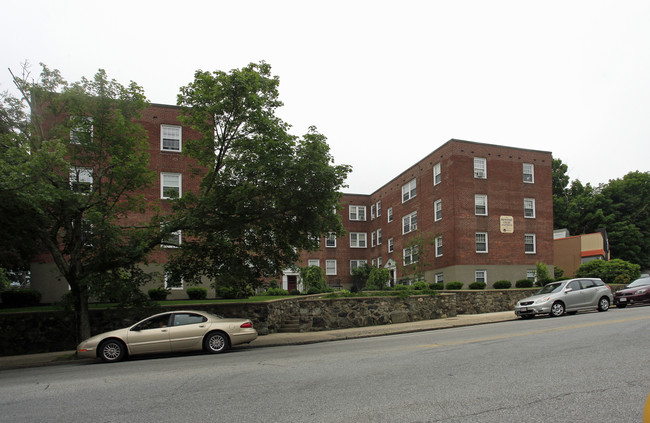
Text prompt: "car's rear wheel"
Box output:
[[550, 302, 565, 317], [204, 331, 230, 354], [99, 339, 126, 363], [616, 303, 627, 308], [597, 297, 610, 312]]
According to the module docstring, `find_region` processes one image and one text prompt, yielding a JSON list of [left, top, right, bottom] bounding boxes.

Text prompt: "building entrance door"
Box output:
[[287, 275, 297, 292]]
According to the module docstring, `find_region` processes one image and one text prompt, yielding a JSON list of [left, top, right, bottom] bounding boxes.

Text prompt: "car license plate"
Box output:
[[520, 307, 527, 311], [620, 297, 627, 302]]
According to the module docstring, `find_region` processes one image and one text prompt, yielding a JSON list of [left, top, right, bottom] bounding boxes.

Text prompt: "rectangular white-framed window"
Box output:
[[474, 157, 487, 179], [70, 167, 93, 194], [387, 207, 393, 222], [350, 232, 367, 248], [371, 258, 376, 267], [70, 116, 93, 144], [526, 269, 536, 281], [435, 236, 443, 257], [308, 259, 320, 267], [371, 231, 377, 247], [434, 199, 442, 221], [161, 125, 182, 152], [525, 233, 537, 254], [475, 194, 488, 216], [350, 259, 367, 274], [523, 163, 534, 183], [161, 172, 182, 199], [402, 179, 417, 203], [371, 204, 376, 220], [524, 198, 536, 218], [376, 201, 382, 217], [475, 270, 487, 283], [349, 205, 366, 221], [161, 228, 182, 248], [475, 232, 488, 253], [325, 233, 337, 248], [377, 256, 382, 267], [376, 228, 382, 245], [433, 162, 441, 185], [164, 272, 184, 290], [435, 273, 444, 284], [403, 245, 419, 266], [402, 211, 418, 234], [326, 260, 337, 275], [388, 238, 394, 253]]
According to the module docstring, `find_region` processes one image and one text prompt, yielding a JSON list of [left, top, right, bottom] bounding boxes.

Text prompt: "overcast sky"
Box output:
[[3, 1, 649, 194]]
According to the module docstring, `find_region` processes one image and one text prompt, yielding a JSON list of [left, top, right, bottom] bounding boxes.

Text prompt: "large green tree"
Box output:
[[3, 64, 165, 341], [166, 62, 351, 293]]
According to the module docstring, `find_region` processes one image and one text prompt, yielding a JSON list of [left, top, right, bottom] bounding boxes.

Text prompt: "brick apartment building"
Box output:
[[290, 139, 554, 290], [29, 103, 554, 301]]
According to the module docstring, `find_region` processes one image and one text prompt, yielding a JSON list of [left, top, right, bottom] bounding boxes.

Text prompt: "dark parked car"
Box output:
[[614, 276, 650, 308]]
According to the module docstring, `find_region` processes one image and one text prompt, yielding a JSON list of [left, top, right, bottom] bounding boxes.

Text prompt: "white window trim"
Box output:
[[349, 205, 367, 221], [475, 232, 488, 253], [403, 246, 418, 266], [161, 172, 182, 199], [434, 199, 442, 221], [326, 260, 337, 275], [524, 198, 536, 218], [350, 259, 367, 274], [435, 273, 444, 284], [402, 179, 417, 203], [350, 232, 367, 248], [388, 238, 394, 253], [376, 228, 382, 245], [70, 116, 93, 144], [70, 167, 93, 194], [402, 211, 418, 234], [435, 236, 443, 257], [371, 232, 377, 247], [387, 207, 393, 223], [475, 194, 488, 216], [325, 233, 337, 248], [523, 163, 534, 183], [525, 233, 537, 254], [308, 259, 320, 267], [474, 157, 487, 179], [433, 163, 441, 185], [475, 270, 487, 283], [164, 273, 184, 290], [376, 201, 382, 217], [161, 124, 182, 152], [162, 229, 182, 248]]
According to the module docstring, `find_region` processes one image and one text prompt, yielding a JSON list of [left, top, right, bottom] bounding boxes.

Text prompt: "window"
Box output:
[[161, 125, 182, 152], [525, 233, 536, 254], [526, 270, 536, 281], [349, 205, 366, 221], [376, 228, 382, 245], [434, 199, 442, 221], [435, 236, 443, 257], [371, 231, 377, 247], [70, 167, 93, 193], [325, 233, 337, 248], [475, 270, 487, 283], [350, 232, 367, 248], [173, 313, 207, 326], [402, 179, 417, 202], [388, 238, 394, 253], [475, 194, 487, 216], [523, 163, 534, 183], [326, 260, 337, 275], [164, 273, 184, 290], [377, 256, 382, 267], [70, 116, 93, 144], [524, 198, 536, 218], [371, 204, 376, 220], [403, 246, 418, 265], [433, 163, 441, 185], [161, 172, 181, 199], [474, 157, 486, 178], [350, 259, 367, 274], [402, 211, 418, 234], [435, 273, 444, 284], [376, 201, 382, 217], [308, 259, 320, 267], [162, 228, 181, 248], [387, 207, 393, 222], [475, 232, 488, 253]]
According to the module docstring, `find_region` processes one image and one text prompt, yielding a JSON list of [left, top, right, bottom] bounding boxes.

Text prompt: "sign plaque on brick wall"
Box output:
[[500, 216, 514, 233]]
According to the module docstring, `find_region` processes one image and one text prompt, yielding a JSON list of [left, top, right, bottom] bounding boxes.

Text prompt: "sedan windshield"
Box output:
[[627, 277, 650, 288], [536, 282, 564, 295]]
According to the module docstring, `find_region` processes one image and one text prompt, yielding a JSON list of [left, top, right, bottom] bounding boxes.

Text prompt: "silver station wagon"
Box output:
[[515, 278, 613, 318]]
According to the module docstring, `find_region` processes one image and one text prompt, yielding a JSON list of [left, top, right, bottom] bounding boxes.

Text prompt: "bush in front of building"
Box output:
[[575, 258, 641, 284], [0, 289, 42, 307], [515, 279, 534, 288], [289, 289, 301, 295], [429, 282, 444, 290], [469, 282, 487, 290], [445, 281, 463, 290], [148, 287, 170, 301], [265, 287, 290, 296], [186, 287, 208, 300], [492, 280, 512, 289]]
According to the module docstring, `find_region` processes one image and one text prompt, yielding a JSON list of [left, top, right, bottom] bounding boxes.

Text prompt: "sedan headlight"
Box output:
[[635, 289, 648, 294], [534, 296, 552, 305]]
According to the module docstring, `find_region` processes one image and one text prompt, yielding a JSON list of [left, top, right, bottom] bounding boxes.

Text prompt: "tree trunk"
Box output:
[[69, 281, 91, 343]]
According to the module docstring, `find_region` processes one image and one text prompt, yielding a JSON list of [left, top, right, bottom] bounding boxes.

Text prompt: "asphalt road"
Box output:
[[2, 306, 649, 422]]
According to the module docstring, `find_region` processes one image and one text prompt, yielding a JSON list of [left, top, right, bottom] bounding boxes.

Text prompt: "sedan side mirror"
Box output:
[[564, 288, 573, 293]]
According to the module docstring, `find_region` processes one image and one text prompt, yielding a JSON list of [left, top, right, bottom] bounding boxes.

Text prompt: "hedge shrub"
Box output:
[[0, 289, 42, 307], [469, 282, 487, 290], [445, 281, 463, 290], [493, 280, 512, 289], [266, 287, 290, 296], [186, 287, 207, 300], [148, 288, 170, 301], [429, 282, 444, 290], [515, 279, 534, 288]]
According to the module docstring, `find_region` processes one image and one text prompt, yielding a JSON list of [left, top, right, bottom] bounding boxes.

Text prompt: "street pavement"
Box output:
[[0, 311, 517, 370]]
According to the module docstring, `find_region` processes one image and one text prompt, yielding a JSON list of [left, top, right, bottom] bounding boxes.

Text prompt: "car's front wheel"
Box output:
[[204, 331, 230, 354], [597, 297, 610, 312], [99, 339, 126, 363], [550, 302, 565, 317]]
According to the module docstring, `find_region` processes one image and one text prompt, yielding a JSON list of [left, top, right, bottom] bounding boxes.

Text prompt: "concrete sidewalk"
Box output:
[[0, 311, 517, 371]]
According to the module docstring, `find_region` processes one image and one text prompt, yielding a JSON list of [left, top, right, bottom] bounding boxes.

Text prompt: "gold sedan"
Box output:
[[77, 310, 257, 362]]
